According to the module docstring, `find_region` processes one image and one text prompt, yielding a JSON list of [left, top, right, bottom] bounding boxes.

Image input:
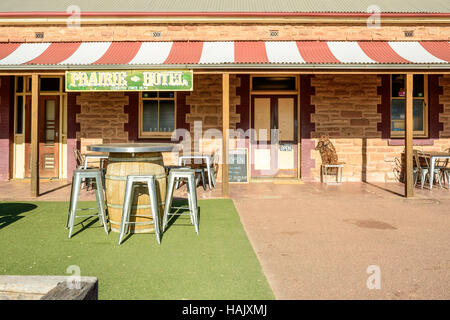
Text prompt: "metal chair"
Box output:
[[118, 175, 162, 245], [207, 149, 219, 188], [178, 152, 215, 190], [162, 168, 199, 234], [415, 150, 444, 189], [439, 148, 450, 189], [66, 168, 109, 238], [72, 148, 107, 191]]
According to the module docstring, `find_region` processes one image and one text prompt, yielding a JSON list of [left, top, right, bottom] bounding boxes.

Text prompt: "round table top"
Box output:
[[88, 143, 181, 153]]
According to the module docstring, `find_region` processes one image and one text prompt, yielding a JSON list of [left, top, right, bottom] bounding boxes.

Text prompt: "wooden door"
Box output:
[[25, 96, 60, 178], [251, 95, 298, 178]]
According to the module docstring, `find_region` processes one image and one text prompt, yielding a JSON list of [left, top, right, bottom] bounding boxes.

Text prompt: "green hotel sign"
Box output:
[[65, 70, 193, 91]]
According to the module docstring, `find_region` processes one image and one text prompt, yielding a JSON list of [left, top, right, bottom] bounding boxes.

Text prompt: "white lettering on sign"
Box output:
[[70, 71, 128, 87]]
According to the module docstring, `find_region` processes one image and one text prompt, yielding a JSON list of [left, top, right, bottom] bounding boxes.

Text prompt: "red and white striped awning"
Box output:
[[0, 41, 448, 69]]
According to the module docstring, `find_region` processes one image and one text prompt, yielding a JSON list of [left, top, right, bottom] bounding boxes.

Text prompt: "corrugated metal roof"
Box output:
[[0, 0, 448, 13]]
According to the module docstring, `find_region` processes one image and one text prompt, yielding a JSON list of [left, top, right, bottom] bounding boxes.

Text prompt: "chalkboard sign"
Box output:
[[228, 148, 248, 183]]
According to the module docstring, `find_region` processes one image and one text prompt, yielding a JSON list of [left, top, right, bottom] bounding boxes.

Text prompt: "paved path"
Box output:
[[231, 182, 450, 299]]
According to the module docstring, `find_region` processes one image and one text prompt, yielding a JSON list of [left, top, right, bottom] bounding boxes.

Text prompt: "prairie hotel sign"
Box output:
[[65, 70, 193, 91]]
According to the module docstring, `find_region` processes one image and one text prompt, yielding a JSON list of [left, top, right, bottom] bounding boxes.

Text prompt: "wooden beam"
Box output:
[[405, 73, 414, 198], [222, 73, 230, 198], [30, 74, 39, 197]]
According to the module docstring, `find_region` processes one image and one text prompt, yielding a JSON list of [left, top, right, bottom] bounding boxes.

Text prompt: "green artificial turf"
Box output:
[[0, 200, 274, 300]]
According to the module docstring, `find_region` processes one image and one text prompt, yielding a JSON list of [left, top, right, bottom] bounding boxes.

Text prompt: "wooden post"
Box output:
[[31, 74, 39, 197], [222, 73, 230, 198], [405, 73, 414, 198]]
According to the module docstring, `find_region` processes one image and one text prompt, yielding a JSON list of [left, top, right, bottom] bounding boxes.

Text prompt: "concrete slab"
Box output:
[[231, 182, 450, 299]]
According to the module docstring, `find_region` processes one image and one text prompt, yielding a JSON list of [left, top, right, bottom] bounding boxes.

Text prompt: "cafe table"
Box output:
[[419, 151, 450, 190], [87, 143, 181, 233]]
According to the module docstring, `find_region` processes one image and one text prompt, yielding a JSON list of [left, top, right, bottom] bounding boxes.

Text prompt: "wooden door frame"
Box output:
[[24, 95, 60, 178], [39, 95, 60, 178], [250, 94, 298, 178]]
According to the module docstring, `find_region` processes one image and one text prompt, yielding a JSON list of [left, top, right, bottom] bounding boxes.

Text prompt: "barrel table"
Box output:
[[88, 143, 180, 233]]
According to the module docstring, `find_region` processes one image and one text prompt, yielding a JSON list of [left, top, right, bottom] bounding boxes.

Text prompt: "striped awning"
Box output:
[[0, 41, 449, 69]]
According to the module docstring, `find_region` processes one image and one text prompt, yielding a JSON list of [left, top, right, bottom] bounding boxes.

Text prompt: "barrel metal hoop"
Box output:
[[107, 202, 165, 209], [105, 174, 166, 181], [108, 157, 163, 162]]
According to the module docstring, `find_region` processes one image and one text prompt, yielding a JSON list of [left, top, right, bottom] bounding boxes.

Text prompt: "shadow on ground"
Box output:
[[0, 203, 37, 230]]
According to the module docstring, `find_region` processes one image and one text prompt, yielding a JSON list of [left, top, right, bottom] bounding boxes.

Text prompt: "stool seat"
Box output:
[[118, 174, 162, 245], [66, 168, 109, 238], [163, 169, 199, 234]]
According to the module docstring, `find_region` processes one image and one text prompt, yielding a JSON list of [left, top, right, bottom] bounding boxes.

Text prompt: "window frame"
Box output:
[[138, 91, 177, 138], [390, 74, 428, 138], [250, 75, 298, 95]]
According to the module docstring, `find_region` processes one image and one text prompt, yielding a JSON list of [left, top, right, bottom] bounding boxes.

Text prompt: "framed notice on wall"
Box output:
[[228, 148, 249, 183]]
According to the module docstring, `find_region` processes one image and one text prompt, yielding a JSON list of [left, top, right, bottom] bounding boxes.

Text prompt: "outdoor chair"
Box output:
[[315, 136, 345, 184], [66, 168, 109, 238], [414, 150, 444, 189], [439, 148, 450, 189], [72, 148, 106, 191], [162, 168, 199, 235], [178, 150, 217, 190], [118, 175, 161, 245]]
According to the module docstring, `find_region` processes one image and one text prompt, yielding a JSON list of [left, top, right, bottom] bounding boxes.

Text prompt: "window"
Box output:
[[40, 77, 61, 92], [139, 91, 176, 137], [390, 74, 428, 137], [251, 76, 297, 91]]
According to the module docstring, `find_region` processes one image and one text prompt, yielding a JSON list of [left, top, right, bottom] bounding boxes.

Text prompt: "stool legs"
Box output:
[[67, 170, 109, 239], [118, 177, 161, 245], [163, 171, 199, 234], [162, 173, 176, 233], [68, 175, 81, 238], [187, 175, 199, 234], [94, 173, 108, 234], [147, 179, 161, 244], [118, 178, 134, 245]]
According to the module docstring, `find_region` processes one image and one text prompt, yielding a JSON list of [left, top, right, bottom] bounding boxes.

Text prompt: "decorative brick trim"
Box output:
[[0, 76, 12, 181], [300, 75, 316, 180], [429, 75, 444, 139], [67, 92, 81, 181], [176, 91, 190, 132], [377, 74, 391, 140], [124, 92, 139, 142], [236, 74, 250, 132]]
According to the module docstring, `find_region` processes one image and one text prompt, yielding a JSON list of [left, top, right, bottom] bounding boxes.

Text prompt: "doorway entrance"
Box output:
[[24, 95, 60, 178], [250, 95, 298, 178]]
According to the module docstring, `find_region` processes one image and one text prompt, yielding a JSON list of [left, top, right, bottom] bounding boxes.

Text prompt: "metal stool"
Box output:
[[321, 163, 345, 184], [66, 169, 109, 238], [118, 175, 162, 245], [162, 169, 199, 234], [169, 165, 206, 191]]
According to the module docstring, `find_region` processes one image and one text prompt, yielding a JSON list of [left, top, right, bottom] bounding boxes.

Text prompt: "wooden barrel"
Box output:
[[105, 152, 166, 233]]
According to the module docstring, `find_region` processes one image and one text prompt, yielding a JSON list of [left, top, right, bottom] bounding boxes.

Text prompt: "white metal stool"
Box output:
[[118, 175, 162, 245], [162, 169, 199, 234], [321, 163, 345, 184], [66, 169, 109, 238]]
